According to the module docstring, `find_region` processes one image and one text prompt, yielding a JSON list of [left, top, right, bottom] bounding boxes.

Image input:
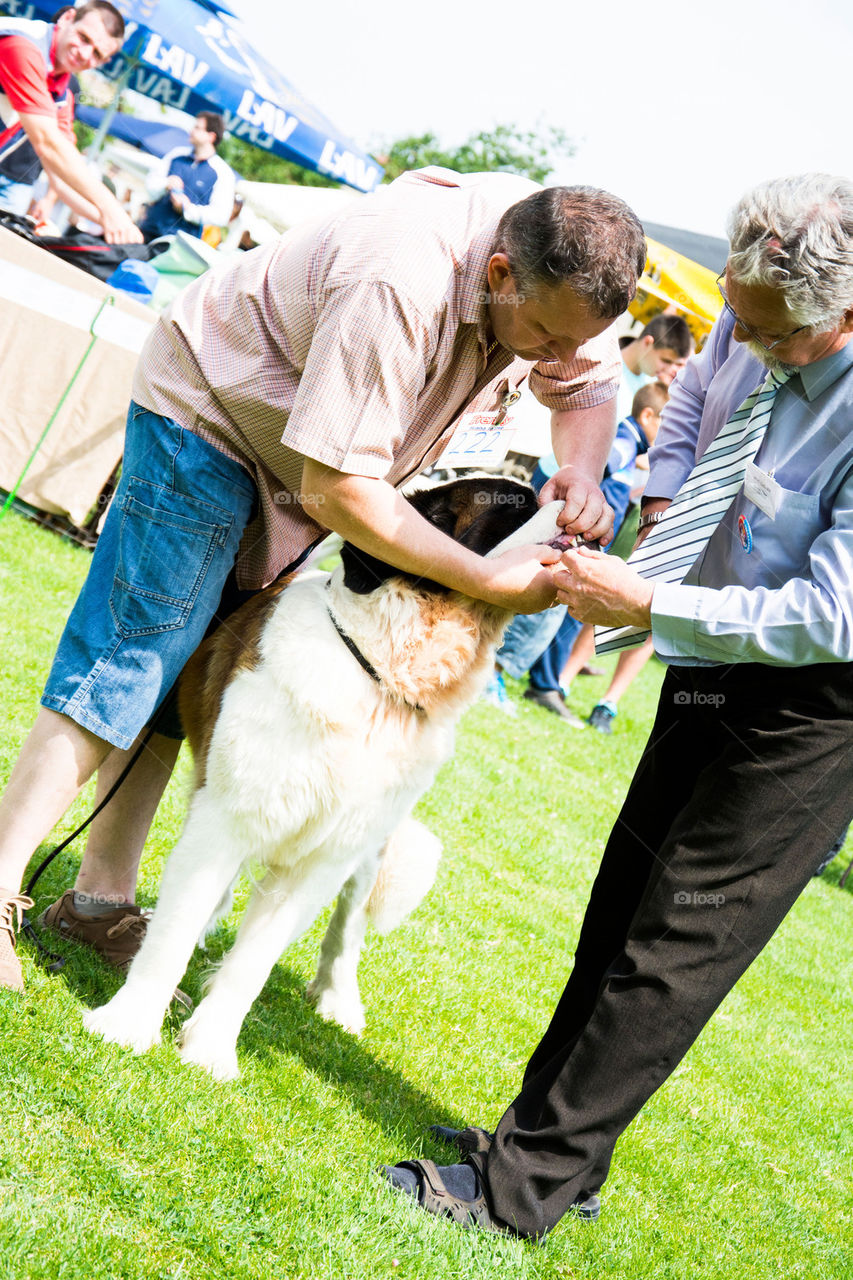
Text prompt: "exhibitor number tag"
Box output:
[[438, 409, 518, 468]]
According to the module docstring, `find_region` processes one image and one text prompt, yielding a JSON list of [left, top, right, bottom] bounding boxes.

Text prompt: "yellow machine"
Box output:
[[631, 235, 723, 349]]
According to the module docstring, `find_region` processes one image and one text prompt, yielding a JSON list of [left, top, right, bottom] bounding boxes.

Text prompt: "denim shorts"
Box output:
[[41, 403, 257, 750]]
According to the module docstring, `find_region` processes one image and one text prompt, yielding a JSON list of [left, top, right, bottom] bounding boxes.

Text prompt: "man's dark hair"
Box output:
[[494, 186, 647, 318], [639, 313, 693, 357], [72, 1, 125, 40], [197, 111, 226, 148]]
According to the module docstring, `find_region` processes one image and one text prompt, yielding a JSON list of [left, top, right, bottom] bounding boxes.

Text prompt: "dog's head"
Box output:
[[340, 476, 566, 596]]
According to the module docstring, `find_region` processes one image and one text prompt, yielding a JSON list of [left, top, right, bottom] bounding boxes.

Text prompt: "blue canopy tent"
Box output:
[[0, 0, 383, 192], [74, 103, 190, 158]]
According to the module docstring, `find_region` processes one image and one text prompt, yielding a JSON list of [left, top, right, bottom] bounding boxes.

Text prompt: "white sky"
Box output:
[[234, 0, 852, 239]]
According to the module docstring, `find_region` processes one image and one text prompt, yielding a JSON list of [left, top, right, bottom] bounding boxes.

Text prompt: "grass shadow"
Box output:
[[22, 852, 472, 1154]]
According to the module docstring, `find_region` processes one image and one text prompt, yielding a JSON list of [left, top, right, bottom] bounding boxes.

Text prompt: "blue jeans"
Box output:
[[41, 404, 257, 749], [0, 174, 34, 215]]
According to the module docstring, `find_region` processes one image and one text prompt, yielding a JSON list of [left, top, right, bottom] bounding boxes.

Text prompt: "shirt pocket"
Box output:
[[109, 478, 234, 637], [745, 486, 821, 582]]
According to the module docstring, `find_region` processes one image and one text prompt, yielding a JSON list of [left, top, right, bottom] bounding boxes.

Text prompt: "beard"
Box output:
[[742, 341, 797, 376]]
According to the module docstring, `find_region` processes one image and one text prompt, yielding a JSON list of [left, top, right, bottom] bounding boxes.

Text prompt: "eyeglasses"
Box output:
[[715, 275, 809, 352]]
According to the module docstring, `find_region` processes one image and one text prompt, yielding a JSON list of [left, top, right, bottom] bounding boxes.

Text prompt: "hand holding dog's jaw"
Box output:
[[478, 543, 562, 613], [553, 546, 654, 628], [538, 467, 615, 547]]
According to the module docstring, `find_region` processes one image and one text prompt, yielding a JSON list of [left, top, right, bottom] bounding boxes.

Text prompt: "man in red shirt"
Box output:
[[0, 2, 141, 243]]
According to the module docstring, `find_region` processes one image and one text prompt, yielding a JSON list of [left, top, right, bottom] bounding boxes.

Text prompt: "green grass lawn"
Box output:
[[1, 513, 851, 1280]]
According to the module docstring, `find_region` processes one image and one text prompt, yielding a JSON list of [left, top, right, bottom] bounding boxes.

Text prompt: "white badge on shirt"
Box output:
[[438, 406, 519, 468], [744, 461, 782, 520]]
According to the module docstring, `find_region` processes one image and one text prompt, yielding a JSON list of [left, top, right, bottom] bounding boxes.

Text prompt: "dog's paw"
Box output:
[[83, 1000, 162, 1054], [178, 1017, 241, 1081], [305, 980, 366, 1036]]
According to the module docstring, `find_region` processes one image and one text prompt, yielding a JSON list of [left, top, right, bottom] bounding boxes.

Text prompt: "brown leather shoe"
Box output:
[[38, 890, 148, 970], [0, 888, 34, 993], [522, 687, 586, 728]]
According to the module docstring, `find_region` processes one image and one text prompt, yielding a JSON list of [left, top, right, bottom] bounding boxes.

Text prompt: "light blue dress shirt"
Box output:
[[647, 309, 853, 666]]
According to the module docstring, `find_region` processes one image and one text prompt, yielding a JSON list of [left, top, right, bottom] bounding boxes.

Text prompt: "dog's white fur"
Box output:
[[84, 496, 563, 1079]]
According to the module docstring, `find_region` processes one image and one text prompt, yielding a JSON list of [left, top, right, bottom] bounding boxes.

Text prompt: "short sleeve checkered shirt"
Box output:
[[133, 168, 621, 588]]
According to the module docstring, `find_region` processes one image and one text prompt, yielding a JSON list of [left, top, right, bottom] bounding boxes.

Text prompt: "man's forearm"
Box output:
[[19, 113, 136, 238], [40, 175, 101, 224], [299, 461, 558, 613], [551, 396, 617, 477]]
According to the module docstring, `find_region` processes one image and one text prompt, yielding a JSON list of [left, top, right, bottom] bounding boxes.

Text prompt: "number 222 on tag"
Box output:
[[439, 410, 518, 468]]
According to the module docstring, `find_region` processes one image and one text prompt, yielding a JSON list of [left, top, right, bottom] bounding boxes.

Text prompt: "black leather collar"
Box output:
[[326, 586, 425, 714]]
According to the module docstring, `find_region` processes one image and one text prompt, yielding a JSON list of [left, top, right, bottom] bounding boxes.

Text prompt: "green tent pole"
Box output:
[[1, 294, 114, 520]]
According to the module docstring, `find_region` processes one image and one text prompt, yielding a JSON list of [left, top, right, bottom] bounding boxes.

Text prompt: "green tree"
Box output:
[[378, 122, 575, 184]]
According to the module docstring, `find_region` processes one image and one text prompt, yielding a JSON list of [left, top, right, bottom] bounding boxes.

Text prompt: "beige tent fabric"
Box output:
[[0, 227, 154, 525]]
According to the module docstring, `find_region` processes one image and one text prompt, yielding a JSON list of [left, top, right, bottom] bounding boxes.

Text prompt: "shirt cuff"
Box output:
[[649, 582, 706, 658]]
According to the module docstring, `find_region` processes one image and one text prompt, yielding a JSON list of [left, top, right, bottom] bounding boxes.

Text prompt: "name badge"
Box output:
[[438, 407, 518, 468], [744, 461, 781, 520]]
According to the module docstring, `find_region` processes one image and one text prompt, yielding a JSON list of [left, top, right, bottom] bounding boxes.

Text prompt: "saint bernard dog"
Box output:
[[84, 476, 569, 1080]]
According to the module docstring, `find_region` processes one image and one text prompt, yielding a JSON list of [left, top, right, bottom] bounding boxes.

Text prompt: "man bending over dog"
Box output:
[[0, 167, 646, 992], [383, 173, 853, 1237]]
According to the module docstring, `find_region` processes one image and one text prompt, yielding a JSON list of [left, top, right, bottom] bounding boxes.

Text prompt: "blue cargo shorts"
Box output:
[[41, 403, 257, 750]]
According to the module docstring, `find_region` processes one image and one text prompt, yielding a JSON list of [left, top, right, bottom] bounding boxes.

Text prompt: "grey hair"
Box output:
[[494, 186, 647, 319], [726, 174, 853, 329]]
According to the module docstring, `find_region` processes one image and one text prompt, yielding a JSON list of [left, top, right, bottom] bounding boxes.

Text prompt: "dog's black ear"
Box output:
[[339, 543, 401, 594]]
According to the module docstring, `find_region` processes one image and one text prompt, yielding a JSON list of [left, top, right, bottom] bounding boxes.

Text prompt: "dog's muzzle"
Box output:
[[547, 531, 601, 553]]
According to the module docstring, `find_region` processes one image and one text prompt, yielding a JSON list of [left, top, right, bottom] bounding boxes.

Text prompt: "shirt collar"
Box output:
[[459, 224, 497, 329], [47, 29, 70, 89], [797, 338, 853, 402]]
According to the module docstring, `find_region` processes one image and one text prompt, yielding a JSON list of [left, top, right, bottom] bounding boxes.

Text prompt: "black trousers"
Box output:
[[485, 661, 853, 1237]]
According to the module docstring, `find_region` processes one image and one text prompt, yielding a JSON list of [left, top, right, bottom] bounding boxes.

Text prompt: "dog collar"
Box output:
[[326, 592, 425, 714]]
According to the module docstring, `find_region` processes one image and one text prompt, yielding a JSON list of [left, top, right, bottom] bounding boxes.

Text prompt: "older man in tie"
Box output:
[[384, 172, 853, 1238]]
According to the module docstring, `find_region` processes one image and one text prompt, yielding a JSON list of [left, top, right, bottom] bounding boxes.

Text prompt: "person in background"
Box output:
[[137, 112, 235, 242], [485, 315, 692, 717], [491, 382, 668, 721], [532, 316, 695, 721], [0, 1, 140, 242]]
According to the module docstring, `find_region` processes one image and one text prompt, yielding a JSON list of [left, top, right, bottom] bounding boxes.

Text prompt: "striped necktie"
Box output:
[[596, 366, 793, 653]]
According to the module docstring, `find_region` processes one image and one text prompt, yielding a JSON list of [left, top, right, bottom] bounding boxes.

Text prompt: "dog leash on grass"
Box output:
[[20, 722, 158, 971]]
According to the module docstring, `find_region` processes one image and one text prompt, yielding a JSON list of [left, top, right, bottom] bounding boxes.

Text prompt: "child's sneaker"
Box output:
[[588, 701, 618, 734], [482, 671, 517, 716]]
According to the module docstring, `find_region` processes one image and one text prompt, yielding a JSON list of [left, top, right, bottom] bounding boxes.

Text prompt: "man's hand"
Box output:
[[552, 545, 654, 628], [99, 202, 143, 245], [482, 543, 563, 613], [165, 176, 184, 193], [539, 466, 615, 545]]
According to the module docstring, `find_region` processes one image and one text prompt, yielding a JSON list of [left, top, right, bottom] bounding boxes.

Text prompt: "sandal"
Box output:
[[379, 1155, 512, 1234], [424, 1134, 602, 1223]]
